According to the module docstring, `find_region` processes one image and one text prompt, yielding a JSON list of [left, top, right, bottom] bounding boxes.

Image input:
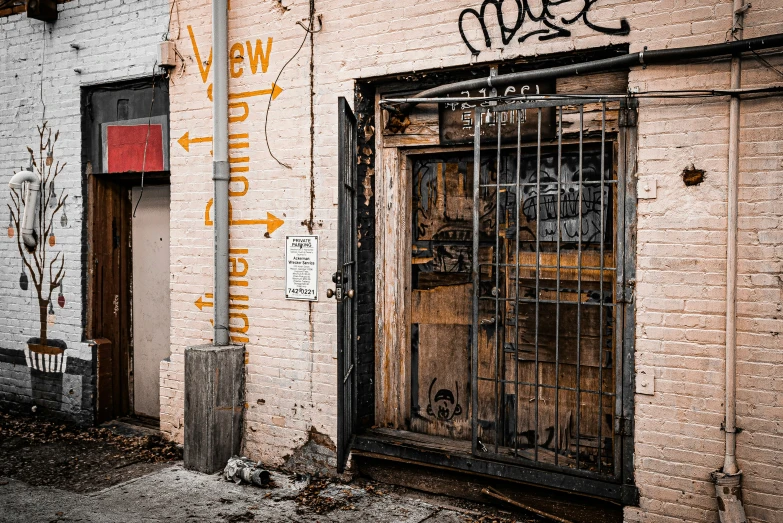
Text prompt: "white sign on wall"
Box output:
[[285, 236, 318, 301]]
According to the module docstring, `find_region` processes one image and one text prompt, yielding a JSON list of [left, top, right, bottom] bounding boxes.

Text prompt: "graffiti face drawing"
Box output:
[[427, 378, 463, 421]]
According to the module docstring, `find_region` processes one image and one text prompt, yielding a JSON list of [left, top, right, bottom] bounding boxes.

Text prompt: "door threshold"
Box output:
[[352, 428, 637, 504], [354, 455, 624, 523], [100, 416, 162, 439]]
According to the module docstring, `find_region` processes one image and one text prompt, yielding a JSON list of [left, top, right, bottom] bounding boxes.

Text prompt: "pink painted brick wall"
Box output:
[[161, 1, 783, 521]]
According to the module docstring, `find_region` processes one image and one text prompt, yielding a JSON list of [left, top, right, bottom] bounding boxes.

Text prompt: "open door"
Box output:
[[335, 97, 358, 472]]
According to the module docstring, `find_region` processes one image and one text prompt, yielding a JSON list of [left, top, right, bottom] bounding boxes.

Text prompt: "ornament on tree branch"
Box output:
[[49, 182, 57, 208], [19, 265, 28, 291], [47, 302, 56, 326]]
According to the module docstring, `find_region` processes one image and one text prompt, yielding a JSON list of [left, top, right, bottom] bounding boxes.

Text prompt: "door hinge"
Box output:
[[617, 278, 635, 304], [619, 106, 638, 128], [615, 416, 633, 436]]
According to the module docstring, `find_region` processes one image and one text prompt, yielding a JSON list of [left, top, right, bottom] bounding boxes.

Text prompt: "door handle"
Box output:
[[327, 287, 354, 300]]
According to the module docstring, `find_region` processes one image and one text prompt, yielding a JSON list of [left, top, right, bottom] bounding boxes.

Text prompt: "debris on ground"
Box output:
[[294, 477, 361, 514], [0, 411, 181, 493], [0, 412, 181, 462], [223, 456, 272, 487]]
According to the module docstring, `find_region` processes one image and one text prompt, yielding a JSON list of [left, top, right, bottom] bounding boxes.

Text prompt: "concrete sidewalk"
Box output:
[[0, 464, 520, 523]]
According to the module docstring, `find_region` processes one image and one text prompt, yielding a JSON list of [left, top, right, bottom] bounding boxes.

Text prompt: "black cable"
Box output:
[[264, 12, 314, 169], [133, 64, 158, 218], [163, 0, 180, 41]]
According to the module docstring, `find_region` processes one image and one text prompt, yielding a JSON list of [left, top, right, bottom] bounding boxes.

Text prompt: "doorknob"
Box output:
[[327, 287, 354, 300]]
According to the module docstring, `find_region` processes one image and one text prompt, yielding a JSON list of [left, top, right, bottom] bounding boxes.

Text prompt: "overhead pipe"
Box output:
[[212, 0, 230, 346], [389, 33, 783, 121], [713, 2, 748, 522], [8, 170, 41, 251]]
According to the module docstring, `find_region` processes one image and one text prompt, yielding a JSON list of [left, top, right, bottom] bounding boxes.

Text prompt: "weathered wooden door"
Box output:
[[335, 97, 358, 472]]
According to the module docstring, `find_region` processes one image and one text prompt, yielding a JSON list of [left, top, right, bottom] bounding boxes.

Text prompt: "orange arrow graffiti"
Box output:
[[207, 83, 284, 102], [177, 131, 212, 152], [178, 132, 252, 152], [204, 199, 285, 234], [195, 293, 249, 311]]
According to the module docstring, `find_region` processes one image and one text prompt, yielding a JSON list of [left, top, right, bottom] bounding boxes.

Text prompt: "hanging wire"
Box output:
[[163, 0, 181, 41], [133, 63, 159, 217], [264, 11, 317, 169], [40, 22, 46, 125]]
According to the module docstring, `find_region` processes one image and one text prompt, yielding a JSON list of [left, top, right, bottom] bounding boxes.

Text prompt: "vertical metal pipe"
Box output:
[[513, 110, 521, 458], [575, 106, 584, 470], [212, 0, 230, 346], [494, 109, 501, 453], [533, 108, 542, 463], [554, 106, 562, 466], [723, 19, 742, 474], [472, 107, 481, 455], [598, 103, 606, 474], [723, 6, 742, 478], [713, 4, 747, 522]]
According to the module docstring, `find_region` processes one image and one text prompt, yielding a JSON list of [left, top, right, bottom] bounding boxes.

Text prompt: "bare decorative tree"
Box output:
[[8, 122, 68, 348]]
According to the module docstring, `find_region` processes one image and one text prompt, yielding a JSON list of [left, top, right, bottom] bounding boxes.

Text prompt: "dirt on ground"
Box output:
[[0, 412, 540, 522], [0, 411, 181, 493]]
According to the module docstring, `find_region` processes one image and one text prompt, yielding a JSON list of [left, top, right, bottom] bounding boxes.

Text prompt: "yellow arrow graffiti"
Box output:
[[178, 132, 251, 152], [207, 83, 284, 102], [204, 199, 285, 234], [177, 132, 212, 152], [195, 293, 249, 311]]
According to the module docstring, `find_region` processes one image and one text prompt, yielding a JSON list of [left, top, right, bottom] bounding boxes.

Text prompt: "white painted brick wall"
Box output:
[[21, 0, 771, 521], [0, 0, 170, 411]]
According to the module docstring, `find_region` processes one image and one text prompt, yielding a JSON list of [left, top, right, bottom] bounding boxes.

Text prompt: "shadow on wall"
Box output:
[[0, 346, 94, 425]]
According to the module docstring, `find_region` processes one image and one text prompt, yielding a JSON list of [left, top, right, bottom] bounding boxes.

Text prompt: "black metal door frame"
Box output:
[[469, 97, 637, 487], [336, 97, 359, 473]]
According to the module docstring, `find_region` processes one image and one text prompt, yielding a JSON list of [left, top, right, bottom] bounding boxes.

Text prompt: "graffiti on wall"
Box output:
[[7, 123, 69, 372], [458, 0, 630, 55], [183, 24, 286, 344]]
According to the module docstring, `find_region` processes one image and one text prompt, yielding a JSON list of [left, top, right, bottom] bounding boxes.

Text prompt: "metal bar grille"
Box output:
[[471, 97, 622, 480]]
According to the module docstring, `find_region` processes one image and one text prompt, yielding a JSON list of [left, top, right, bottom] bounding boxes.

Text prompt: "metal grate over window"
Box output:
[[470, 99, 624, 478]]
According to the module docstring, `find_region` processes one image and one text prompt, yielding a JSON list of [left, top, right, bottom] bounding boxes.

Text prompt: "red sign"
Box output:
[[106, 124, 164, 173]]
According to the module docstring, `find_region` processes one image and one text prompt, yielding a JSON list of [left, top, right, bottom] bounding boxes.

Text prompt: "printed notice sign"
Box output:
[[285, 235, 318, 301]]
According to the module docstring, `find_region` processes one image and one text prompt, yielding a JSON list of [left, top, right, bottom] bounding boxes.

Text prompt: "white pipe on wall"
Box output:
[[8, 170, 41, 251], [714, 1, 748, 522], [212, 0, 230, 346]]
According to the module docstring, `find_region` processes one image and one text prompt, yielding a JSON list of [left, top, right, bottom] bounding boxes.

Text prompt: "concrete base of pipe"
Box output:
[[712, 471, 747, 523]]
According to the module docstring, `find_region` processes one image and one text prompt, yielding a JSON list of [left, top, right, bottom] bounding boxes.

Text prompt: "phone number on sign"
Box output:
[[288, 288, 315, 296]]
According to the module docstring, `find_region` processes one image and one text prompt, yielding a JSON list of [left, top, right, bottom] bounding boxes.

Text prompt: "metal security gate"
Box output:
[[470, 98, 630, 482], [335, 97, 358, 473]]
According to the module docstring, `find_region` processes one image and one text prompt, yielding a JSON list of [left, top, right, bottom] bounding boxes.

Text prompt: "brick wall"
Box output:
[[158, 0, 782, 521], [0, 0, 169, 423]]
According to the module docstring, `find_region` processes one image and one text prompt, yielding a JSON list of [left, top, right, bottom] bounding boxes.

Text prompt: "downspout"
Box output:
[[8, 170, 41, 252], [713, 2, 748, 522], [212, 0, 230, 346]]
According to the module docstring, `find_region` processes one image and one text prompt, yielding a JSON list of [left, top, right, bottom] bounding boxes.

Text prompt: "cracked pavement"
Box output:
[[0, 464, 525, 522]]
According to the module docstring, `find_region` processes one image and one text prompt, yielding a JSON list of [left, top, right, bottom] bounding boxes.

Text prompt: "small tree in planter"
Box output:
[[8, 122, 68, 371]]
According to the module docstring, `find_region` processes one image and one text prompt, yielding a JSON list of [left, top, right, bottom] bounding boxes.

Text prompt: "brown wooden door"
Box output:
[[87, 175, 132, 422]]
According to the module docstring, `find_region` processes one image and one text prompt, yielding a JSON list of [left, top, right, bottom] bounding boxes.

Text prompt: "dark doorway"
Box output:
[[81, 77, 170, 423]]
